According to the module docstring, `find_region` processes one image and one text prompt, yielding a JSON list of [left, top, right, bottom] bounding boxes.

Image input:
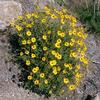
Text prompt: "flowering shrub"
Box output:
[[11, 6, 88, 96]]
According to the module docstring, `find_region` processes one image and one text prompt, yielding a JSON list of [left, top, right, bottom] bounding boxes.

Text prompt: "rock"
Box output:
[[94, 93, 100, 100], [0, 1, 22, 30]]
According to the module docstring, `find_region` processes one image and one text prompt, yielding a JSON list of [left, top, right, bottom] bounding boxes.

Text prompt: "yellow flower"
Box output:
[[50, 60, 57, 66], [64, 63, 72, 70], [26, 30, 32, 36], [22, 40, 27, 45], [17, 16, 23, 20], [32, 67, 39, 73], [25, 50, 29, 55], [63, 78, 69, 84], [70, 42, 74, 46], [31, 53, 36, 58], [64, 63, 69, 68], [55, 43, 61, 48], [27, 75, 32, 80], [42, 57, 46, 61], [26, 60, 31, 66], [53, 69, 57, 75], [48, 31, 51, 34], [71, 38, 75, 43], [31, 37, 36, 43], [57, 66, 61, 71], [26, 14, 31, 19], [43, 47, 47, 51], [57, 31, 61, 35], [58, 32, 65, 37], [68, 31, 73, 36], [31, 45, 37, 50], [20, 52, 23, 56], [26, 24, 32, 28], [44, 79, 48, 84], [42, 35, 47, 40], [76, 65, 80, 70], [72, 52, 77, 58], [63, 69, 67, 74], [51, 14, 57, 19], [49, 90, 52, 94], [27, 40, 31, 44], [40, 73, 45, 78], [57, 39, 62, 43], [61, 19, 65, 24], [51, 50, 56, 55], [34, 80, 39, 85], [64, 42, 69, 47], [55, 53, 62, 60], [77, 40, 83, 46], [75, 73, 82, 78], [16, 25, 22, 31], [41, 19, 46, 23], [69, 85, 76, 90]]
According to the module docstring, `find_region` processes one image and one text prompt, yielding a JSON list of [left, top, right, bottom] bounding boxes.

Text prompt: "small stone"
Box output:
[[0, 1, 22, 30]]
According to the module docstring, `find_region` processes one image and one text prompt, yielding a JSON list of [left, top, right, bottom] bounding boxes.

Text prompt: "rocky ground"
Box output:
[[0, 0, 100, 100]]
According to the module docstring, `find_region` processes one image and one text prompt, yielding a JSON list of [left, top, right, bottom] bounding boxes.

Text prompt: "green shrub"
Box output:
[[11, 5, 88, 96]]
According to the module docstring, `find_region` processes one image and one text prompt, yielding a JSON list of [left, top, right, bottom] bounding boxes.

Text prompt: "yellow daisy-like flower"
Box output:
[[55, 53, 62, 60], [57, 66, 61, 71], [50, 60, 57, 66], [64, 42, 69, 47], [71, 52, 77, 58], [61, 19, 65, 24], [26, 60, 31, 66], [70, 42, 74, 46], [31, 37, 36, 43], [76, 65, 81, 70], [69, 85, 76, 91], [31, 45, 37, 50], [55, 43, 61, 48], [34, 80, 39, 85], [40, 73, 45, 78], [57, 39, 62, 43], [27, 75, 32, 80], [31, 53, 36, 58], [22, 40, 27, 45], [60, 32, 65, 37], [57, 31, 61, 35], [51, 14, 57, 19], [20, 52, 23, 56], [26, 30, 32, 36], [25, 50, 29, 55], [17, 16, 23, 20], [63, 78, 69, 84], [41, 19, 46, 23], [27, 40, 31, 44], [16, 25, 22, 31], [53, 69, 57, 75], [47, 30, 51, 34], [51, 50, 56, 55], [44, 79, 48, 84], [32, 67, 39, 73], [42, 57, 46, 61], [26, 14, 31, 19], [26, 24, 32, 28], [63, 69, 67, 74], [43, 46, 48, 51], [42, 35, 47, 40]]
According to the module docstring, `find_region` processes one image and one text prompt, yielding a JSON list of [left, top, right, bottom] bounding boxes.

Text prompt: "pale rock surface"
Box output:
[[0, 1, 22, 30]]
